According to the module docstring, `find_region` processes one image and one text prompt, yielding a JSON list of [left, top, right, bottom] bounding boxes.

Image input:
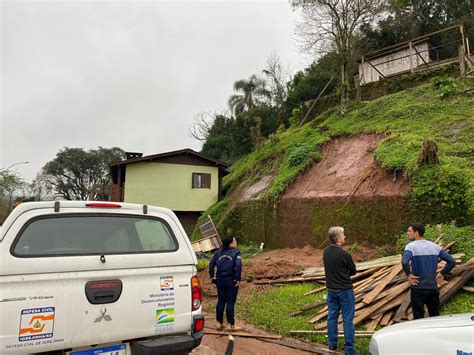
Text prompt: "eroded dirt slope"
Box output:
[[283, 134, 409, 199]]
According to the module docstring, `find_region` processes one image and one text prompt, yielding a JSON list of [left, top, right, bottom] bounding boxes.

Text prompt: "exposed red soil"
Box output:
[[283, 134, 409, 199]]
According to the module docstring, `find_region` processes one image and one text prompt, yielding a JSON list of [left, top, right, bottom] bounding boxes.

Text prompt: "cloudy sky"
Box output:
[[1, 0, 306, 182]]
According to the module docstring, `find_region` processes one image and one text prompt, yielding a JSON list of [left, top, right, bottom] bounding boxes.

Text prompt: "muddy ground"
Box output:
[[193, 314, 335, 354], [193, 245, 376, 354], [199, 244, 377, 297]]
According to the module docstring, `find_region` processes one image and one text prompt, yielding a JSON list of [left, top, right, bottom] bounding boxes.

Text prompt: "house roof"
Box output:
[[110, 148, 230, 173]]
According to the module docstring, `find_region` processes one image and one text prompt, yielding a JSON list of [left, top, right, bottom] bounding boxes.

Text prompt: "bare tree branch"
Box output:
[[291, 0, 383, 114]]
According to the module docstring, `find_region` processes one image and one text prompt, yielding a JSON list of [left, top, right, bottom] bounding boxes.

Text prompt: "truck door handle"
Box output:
[[85, 280, 123, 304], [94, 291, 115, 301]]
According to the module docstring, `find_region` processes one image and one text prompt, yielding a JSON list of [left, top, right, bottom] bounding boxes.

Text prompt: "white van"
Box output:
[[369, 313, 474, 355], [0, 201, 204, 354]]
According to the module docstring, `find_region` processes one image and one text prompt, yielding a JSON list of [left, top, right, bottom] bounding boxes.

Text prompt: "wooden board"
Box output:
[[380, 311, 393, 326], [204, 329, 281, 339], [362, 265, 403, 304], [192, 215, 222, 253], [366, 314, 383, 331]]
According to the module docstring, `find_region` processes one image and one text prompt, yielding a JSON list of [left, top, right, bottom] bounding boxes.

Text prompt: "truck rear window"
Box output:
[[12, 215, 178, 256]]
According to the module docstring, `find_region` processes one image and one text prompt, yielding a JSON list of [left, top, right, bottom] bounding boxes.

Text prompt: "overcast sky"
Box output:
[[1, 0, 306, 182]]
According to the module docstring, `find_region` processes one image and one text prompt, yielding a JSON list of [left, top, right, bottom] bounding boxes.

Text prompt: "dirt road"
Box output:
[[191, 314, 339, 355]]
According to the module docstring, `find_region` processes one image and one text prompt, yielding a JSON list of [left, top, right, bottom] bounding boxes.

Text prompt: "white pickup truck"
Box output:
[[0, 201, 204, 354]]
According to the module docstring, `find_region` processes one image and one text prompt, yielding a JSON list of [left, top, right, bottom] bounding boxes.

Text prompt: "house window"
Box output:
[[192, 173, 211, 189]]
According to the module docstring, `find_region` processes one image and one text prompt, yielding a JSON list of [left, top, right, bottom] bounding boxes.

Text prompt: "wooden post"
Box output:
[[354, 74, 361, 102], [460, 45, 466, 79], [409, 42, 414, 73], [361, 56, 366, 84]]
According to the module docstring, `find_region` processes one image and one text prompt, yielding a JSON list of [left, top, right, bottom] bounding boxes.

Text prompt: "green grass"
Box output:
[[441, 290, 474, 314], [203, 79, 474, 230], [238, 283, 371, 353], [238, 281, 473, 354], [196, 259, 210, 272], [195, 78, 474, 349], [224, 125, 328, 199]]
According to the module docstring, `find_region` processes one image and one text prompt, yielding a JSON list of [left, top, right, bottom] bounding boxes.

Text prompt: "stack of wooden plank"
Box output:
[[192, 215, 222, 253], [292, 240, 474, 332]]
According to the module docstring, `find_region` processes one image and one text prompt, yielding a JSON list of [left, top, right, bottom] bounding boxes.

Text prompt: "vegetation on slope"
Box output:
[[193, 77, 473, 241]]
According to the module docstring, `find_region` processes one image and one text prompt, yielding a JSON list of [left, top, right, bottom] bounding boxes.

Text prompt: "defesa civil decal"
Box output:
[[19, 307, 55, 342], [160, 276, 174, 291]]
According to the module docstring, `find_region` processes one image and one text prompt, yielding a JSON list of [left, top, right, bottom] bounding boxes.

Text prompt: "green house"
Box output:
[[110, 149, 229, 235]]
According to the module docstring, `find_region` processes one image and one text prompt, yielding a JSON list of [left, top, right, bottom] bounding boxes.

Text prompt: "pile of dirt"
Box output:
[[199, 244, 378, 297]]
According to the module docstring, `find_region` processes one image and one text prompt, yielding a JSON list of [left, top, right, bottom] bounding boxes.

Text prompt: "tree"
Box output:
[[285, 52, 340, 121], [228, 74, 271, 116], [359, 1, 474, 57], [0, 170, 25, 220], [43, 147, 125, 201], [291, 0, 383, 114], [189, 110, 230, 142], [262, 52, 292, 126], [27, 171, 53, 201]]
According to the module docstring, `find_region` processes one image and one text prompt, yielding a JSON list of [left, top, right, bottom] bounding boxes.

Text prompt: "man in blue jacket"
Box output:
[[209, 235, 242, 331], [402, 223, 456, 319]]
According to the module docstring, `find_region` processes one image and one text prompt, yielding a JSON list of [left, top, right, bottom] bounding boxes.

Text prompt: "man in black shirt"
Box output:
[[323, 226, 357, 355]]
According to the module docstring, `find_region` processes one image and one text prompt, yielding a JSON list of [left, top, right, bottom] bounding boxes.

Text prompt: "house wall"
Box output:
[[123, 162, 219, 211], [360, 42, 430, 85]]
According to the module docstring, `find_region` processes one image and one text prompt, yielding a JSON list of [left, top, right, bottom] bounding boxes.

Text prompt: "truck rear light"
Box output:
[[85, 203, 122, 208], [88, 281, 121, 289], [193, 318, 204, 333], [191, 275, 203, 311]]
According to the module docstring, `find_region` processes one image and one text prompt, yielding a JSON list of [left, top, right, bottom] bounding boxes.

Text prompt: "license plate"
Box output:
[[69, 343, 126, 355]]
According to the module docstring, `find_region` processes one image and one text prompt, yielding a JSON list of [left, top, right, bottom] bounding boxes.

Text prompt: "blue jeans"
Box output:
[[216, 279, 239, 325], [327, 288, 355, 354]]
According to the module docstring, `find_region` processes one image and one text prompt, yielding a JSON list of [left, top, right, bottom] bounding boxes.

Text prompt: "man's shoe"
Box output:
[[216, 322, 225, 330], [227, 324, 242, 331], [328, 346, 337, 350]]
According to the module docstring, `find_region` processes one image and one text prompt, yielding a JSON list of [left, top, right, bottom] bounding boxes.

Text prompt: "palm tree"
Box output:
[[228, 74, 270, 116]]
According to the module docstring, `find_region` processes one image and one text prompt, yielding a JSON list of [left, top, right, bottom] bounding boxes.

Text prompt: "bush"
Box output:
[[289, 108, 301, 128], [433, 75, 467, 98], [375, 134, 422, 175], [287, 143, 314, 167], [196, 259, 210, 272], [407, 166, 470, 225], [238, 242, 262, 258]]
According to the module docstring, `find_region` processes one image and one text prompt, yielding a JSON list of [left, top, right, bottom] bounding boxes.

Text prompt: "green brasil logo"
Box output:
[[156, 308, 174, 324]]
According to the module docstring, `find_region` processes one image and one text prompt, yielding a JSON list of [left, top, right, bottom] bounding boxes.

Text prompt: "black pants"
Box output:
[[216, 279, 239, 325], [410, 288, 440, 319]]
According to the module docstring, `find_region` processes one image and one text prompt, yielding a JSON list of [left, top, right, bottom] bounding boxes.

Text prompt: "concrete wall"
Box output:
[[123, 162, 219, 211]]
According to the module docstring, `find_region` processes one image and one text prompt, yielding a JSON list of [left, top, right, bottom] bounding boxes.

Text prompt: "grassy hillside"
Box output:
[[193, 76, 473, 241]]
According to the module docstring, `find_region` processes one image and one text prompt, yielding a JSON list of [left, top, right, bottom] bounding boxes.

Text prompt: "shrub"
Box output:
[[407, 166, 470, 225], [287, 143, 314, 167], [433, 75, 466, 98], [375, 134, 422, 175]]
